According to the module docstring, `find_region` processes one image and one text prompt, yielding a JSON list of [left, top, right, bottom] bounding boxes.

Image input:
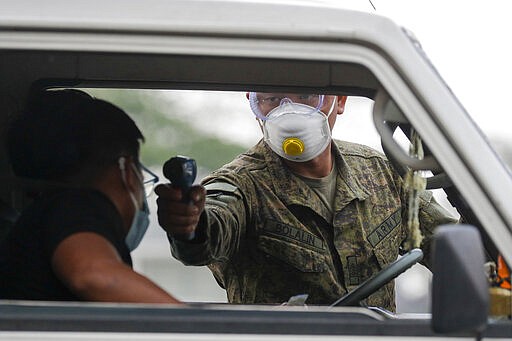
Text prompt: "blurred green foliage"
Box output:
[[84, 89, 246, 172]]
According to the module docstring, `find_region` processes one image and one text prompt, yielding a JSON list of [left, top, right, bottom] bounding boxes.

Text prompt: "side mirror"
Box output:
[[431, 224, 489, 334]]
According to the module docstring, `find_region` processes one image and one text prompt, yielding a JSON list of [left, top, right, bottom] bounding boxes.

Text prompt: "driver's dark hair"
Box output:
[[6, 89, 144, 182]]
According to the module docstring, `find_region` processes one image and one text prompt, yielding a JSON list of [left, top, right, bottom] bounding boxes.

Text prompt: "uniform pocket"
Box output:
[[257, 234, 326, 273], [372, 225, 400, 269]]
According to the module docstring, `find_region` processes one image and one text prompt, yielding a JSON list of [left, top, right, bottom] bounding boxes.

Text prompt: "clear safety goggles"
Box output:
[[249, 92, 325, 120]]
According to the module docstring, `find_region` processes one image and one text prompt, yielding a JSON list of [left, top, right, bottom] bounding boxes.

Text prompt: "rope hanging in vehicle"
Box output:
[[403, 129, 426, 250]]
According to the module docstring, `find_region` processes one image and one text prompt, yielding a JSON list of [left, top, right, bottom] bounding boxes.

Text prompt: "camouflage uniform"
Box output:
[[169, 139, 457, 311]]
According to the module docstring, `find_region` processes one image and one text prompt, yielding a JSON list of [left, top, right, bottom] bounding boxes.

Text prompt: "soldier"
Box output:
[[156, 93, 456, 311]]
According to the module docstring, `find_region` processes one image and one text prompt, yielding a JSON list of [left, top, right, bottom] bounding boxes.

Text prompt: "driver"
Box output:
[[156, 93, 457, 311]]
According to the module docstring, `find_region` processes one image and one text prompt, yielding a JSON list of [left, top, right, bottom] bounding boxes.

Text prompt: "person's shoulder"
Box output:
[[201, 141, 268, 192], [43, 189, 124, 241], [334, 139, 387, 162], [214, 141, 268, 174], [334, 140, 399, 183]]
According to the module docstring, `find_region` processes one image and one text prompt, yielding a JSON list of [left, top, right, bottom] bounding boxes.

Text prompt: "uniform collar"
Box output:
[[258, 140, 369, 216]]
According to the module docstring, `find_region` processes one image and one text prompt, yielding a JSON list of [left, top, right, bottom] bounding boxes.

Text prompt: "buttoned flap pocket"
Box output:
[[257, 234, 326, 273]]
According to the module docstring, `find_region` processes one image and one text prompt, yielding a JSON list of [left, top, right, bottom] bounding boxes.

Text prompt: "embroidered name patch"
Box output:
[[367, 209, 401, 247], [262, 219, 325, 251]]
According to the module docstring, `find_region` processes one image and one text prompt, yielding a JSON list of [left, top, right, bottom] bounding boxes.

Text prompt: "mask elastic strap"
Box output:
[[118, 156, 140, 212], [130, 162, 144, 185], [256, 117, 265, 130], [324, 96, 337, 118]]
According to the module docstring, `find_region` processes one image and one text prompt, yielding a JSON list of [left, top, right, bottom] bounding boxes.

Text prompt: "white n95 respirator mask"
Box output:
[[256, 96, 336, 162]]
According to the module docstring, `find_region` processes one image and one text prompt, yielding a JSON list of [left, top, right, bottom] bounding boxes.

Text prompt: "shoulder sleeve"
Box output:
[[42, 191, 124, 258], [416, 191, 459, 267]]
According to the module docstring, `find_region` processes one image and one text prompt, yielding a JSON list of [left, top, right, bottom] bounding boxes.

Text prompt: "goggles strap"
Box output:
[[324, 96, 337, 118]]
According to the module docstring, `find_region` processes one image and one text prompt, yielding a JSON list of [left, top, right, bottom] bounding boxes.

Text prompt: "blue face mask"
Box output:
[[118, 157, 151, 251], [125, 196, 150, 251]]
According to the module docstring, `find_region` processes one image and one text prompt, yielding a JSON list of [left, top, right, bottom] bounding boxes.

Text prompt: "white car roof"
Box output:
[[0, 0, 413, 73], [0, 0, 385, 38]]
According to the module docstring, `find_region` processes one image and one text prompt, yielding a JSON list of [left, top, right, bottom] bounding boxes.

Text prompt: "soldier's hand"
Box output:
[[155, 184, 206, 239]]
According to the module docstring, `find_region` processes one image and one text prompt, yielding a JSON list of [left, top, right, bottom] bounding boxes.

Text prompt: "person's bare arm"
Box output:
[[52, 232, 181, 304]]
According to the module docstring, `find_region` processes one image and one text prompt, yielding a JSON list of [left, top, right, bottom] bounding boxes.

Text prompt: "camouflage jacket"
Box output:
[[169, 140, 457, 311]]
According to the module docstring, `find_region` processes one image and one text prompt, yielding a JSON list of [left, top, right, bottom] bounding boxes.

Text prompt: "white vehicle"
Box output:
[[0, 0, 511, 340]]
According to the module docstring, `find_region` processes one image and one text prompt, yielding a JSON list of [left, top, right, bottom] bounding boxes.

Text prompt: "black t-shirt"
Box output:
[[0, 189, 131, 301]]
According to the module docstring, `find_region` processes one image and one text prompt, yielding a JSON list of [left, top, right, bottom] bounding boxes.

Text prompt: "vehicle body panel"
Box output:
[[1, 0, 511, 339]]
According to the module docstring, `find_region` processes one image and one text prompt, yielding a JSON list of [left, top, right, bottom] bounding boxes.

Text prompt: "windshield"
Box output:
[[78, 88, 467, 313]]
